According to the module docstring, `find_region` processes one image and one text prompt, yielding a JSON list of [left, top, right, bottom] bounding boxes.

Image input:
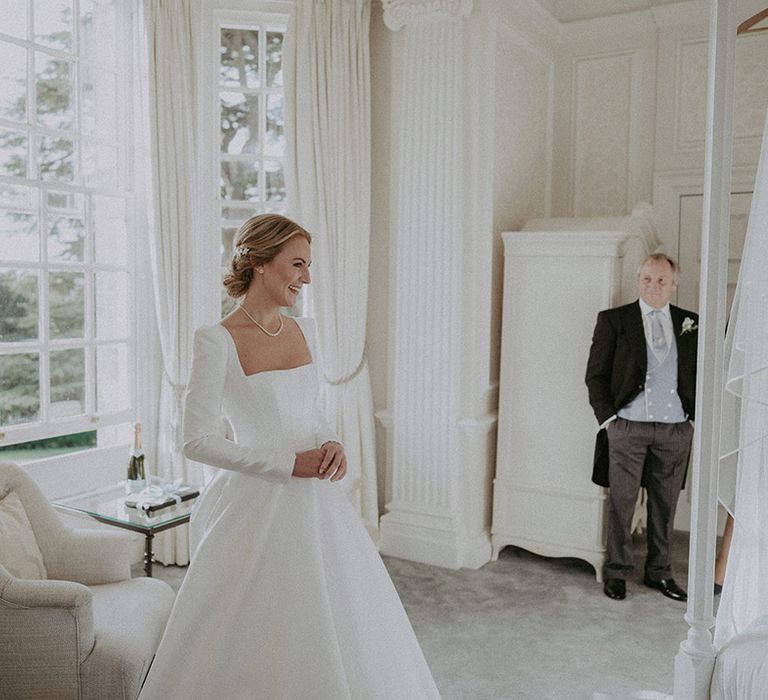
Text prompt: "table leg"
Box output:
[[144, 532, 154, 577]]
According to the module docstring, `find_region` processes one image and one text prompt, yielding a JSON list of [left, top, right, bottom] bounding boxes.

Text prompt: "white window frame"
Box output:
[[0, 0, 137, 449], [196, 4, 292, 326]]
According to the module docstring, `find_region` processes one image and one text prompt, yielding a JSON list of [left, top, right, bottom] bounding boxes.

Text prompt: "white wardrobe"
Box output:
[[491, 205, 657, 580]]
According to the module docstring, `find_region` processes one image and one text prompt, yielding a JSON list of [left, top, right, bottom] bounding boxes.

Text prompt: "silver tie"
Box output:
[[650, 309, 667, 354]]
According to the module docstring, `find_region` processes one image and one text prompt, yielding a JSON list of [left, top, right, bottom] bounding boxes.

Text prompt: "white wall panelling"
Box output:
[[669, 35, 768, 156], [551, 14, 658, 218], [675, 39, 711, 151], [656, 13, 768, 172], [572, 52, 636, 216], [489, 0, 557, 416]]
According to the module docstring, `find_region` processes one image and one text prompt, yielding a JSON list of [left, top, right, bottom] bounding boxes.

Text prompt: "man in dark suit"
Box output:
[[586, 253, 698, 601]]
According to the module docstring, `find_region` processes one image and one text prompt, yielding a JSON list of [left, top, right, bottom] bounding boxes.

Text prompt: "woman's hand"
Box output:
[[319, 441, 347, 482], [292, 443, 346, 481]]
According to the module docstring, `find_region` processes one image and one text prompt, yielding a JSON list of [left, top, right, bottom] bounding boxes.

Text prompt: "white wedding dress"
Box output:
[[139, 318, 440, 700]]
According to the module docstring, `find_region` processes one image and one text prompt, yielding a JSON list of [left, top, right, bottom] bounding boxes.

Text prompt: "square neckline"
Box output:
[[218, 318, 314, 378]]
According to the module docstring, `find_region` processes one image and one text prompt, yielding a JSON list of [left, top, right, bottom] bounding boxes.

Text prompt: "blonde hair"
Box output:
[[223, 214, 312, 298]]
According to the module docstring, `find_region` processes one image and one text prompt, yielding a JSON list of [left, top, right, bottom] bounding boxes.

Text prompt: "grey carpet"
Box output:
[[147, 532, 695, 700]]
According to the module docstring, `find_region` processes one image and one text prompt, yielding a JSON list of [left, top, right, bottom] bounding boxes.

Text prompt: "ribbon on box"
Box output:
[[134, 479, 185, 512]]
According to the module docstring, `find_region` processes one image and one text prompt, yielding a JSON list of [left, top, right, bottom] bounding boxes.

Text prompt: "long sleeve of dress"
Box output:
[[182, 326, 295, 484]]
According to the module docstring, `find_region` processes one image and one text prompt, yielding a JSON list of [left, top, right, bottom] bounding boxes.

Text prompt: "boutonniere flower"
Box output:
[[680, 317, 698, 335]]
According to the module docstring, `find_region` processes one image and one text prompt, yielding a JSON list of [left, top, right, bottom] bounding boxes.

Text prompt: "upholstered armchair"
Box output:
[[0, 461, 176, 699]]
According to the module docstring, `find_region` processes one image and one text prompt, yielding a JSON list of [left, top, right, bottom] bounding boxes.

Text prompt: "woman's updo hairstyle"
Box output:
[[223, 214, 312, 299]]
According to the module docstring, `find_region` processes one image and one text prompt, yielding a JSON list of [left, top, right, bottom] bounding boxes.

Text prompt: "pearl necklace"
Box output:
[[239, 305, 284, 337]]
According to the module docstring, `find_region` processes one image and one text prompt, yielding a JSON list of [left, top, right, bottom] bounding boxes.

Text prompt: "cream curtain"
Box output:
[[714, 106, 768, 648], [142, 0, 199, 564], [284, 0, 378, 533]]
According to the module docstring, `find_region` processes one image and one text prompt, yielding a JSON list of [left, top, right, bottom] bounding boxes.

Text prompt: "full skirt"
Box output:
[[139, 472, 441, 699]]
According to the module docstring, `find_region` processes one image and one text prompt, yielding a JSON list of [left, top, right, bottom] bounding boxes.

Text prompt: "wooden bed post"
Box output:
[[673, 0, 736, 697]]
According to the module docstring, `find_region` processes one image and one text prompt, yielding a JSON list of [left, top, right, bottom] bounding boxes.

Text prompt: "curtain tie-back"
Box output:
[[324, 354, 368, 387]]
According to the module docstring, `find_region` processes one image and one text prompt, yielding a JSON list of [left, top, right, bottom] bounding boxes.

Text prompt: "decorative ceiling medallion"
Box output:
[[382, 0, 473, 31]]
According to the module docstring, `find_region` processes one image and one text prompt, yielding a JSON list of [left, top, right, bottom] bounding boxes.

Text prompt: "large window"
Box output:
[[0, 0, 134, 453], [216, 15, 287, 315]]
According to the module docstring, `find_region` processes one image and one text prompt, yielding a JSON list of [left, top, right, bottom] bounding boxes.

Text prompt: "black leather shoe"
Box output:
[[603, 578, 626, 600], [644, 576, 687, 601], [714, 583, 723, 596]]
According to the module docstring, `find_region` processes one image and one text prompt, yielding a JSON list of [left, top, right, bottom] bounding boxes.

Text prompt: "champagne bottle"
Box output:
[[126, 422, 147, 494]]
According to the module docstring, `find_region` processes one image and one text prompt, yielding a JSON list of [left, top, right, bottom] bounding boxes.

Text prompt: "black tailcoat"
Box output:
[[585, 300, 698, 487]]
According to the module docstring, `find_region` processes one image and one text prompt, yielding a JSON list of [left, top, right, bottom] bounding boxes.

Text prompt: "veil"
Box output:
[[714, 105, 768, 648]]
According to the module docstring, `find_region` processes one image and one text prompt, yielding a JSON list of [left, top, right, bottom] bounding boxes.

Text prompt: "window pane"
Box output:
[[220, 28, 259, 87], [92, 194, 127, 265], [39, 136, 74, 182], [265, 94, 284, 157], [0, 270, 38, 341], [95, 271, 128, 339], [81, 66, 116, 139], [0, 42, 27, 122], [0, 211, 38, 262], [265, 161, 285, 201], [1, 0, 28, 39], [82, 143, 118, 189], [0, 127, 28, 178], [79, 0, 117, 68], [217, 22, 285, 316], [0, 184, 36, 209], [48, 215, 85, 261], [221, 206, 255, 223], [221, 91, 259, 155], [2, 270, 37, 342], [36, 54, 74, 130], [49, 271, 84, 339], [47, 189, 83, 212], [0, 353, 40, 426], [266, 32, 283, 87], [221, 160, 260, 201], [96, 343, 129, 412], [34, 0, 74, 52], [50, 347, 85, 418]]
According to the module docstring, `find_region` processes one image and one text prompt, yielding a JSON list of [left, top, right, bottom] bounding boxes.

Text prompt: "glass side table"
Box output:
[[53, 480, 199, 577]]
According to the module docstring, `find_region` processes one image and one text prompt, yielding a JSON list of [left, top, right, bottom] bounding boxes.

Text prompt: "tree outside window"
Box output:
[[0, 0, 133, 457], [218, 23, 287, 317]]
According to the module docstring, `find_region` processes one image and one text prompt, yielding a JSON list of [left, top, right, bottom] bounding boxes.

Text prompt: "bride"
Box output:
[[139, 214, 441, 699]]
